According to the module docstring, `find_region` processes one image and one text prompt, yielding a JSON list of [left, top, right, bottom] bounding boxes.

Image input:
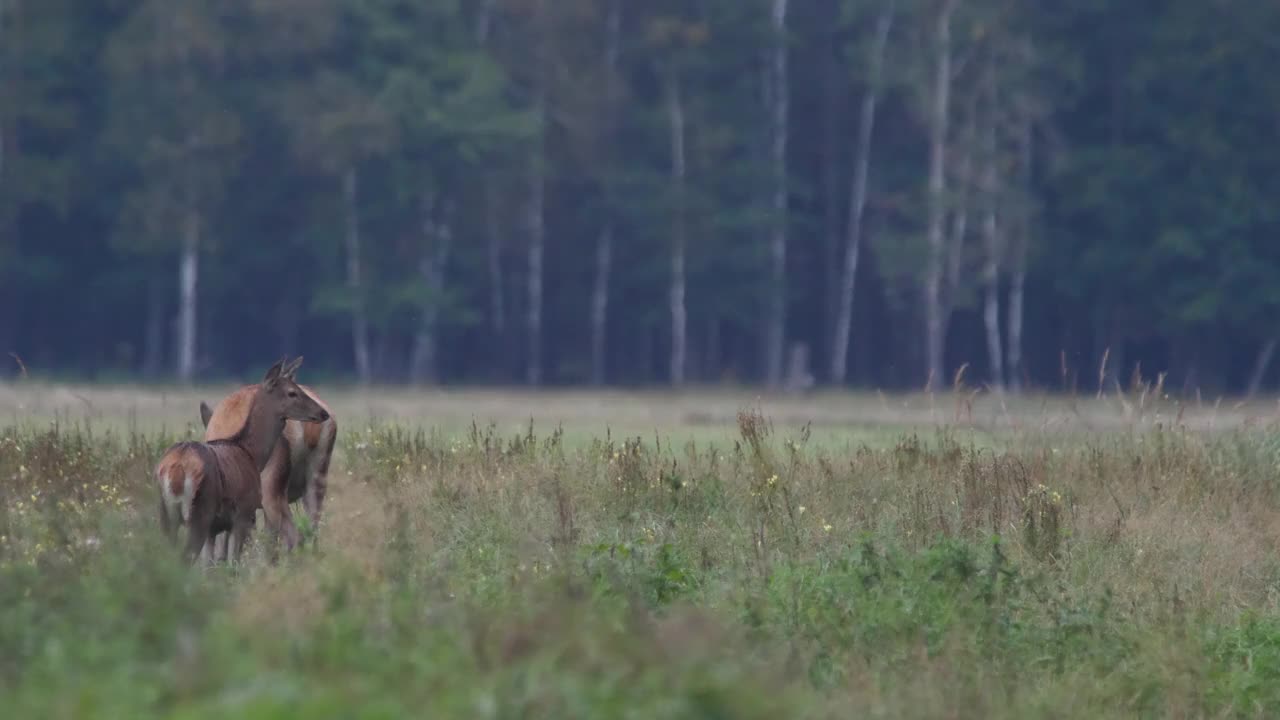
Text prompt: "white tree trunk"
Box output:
[[980, 61, 1003, 392], [1247, 337, 1278, 398], [981, 212, 1003, 392], [0, 0, 8, 184], [764, 0, 789, 388], [923, 0, 957, 391], [175, 210, 199, 382], [410, 195, 452, 385], [525, 0, 547, 386], [590, 225, 612, 386], [526, 108, 545, 386], [820, 12, 841, 371], [476, 0, 504, 342], [589, 0, 623, 387], [668, 74, 687, 387], [941, 88, 978, 362], [1006, 111, 1031, 393], [343, 167, 372, 384], [830, 1, 894, 385], [476, 0, 494, 43], [1006, 256, 1025, 391], [485, 183, 504, 336]]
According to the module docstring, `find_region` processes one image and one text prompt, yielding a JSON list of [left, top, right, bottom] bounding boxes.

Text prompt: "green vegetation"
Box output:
[[4, 397, 1280, 718]]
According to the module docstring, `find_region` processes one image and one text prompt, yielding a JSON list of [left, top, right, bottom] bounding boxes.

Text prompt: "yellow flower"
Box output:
[[798, 506, 807, 515], [822, 520, 833, 533]]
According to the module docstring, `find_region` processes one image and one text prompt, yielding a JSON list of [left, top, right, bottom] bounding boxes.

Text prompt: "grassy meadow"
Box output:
[[4, 381, 1280, 718]]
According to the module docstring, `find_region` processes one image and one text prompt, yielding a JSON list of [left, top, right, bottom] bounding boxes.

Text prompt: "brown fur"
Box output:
[[199, 378, 337, 562], [156, 357, 329, 565], [156, 441, 260, 562]]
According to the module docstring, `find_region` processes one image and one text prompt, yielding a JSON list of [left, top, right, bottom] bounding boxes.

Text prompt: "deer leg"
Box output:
[[214, 532, 229, 563], [302, 432, 335, 538], [261, 476, 300, 564], [183, 514, 211, 566], [228, 514, 254, 566], [302, 474, 326, 532]]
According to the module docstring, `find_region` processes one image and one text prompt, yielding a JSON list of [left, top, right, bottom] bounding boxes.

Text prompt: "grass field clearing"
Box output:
[[3, 383, 1280, 717]]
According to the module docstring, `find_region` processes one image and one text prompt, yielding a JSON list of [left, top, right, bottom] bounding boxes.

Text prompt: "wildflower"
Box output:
[[798, 505, 807, 515], [822, 520, 833, 533]]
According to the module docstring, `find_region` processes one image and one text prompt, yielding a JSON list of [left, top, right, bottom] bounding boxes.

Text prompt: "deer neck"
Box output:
[[234, 388, 288, 471]]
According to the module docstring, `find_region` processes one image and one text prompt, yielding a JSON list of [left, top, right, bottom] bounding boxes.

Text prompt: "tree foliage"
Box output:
[[2, 0, 1278, 393]]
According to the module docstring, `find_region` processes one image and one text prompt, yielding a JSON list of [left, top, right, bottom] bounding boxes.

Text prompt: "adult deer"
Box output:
[[156, 357, 330, 564], [198, 358, 337, 561]]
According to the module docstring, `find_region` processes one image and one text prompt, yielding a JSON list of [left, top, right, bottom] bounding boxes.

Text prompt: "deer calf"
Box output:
[[197, 366, 337, 561], [155, 357, 330, 564]]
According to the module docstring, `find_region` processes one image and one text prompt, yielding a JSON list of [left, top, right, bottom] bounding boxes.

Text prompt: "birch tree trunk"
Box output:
[[980, 61, 1004, 391], [820, 6, 841, 371], [1246, 337, 1278, 398], [343, 167, 372, 384], [0, 0, 20, 357], [1006, 110, 1031, 393], [923, 0, 957, 391], [764, 0, 789, 389], [526, 126, 545, 386], [485, 183, 504, 336], [941, 86, 977, 357], [0, 0, 11, 186], [0, 0, 6, 187], [476, 0, 505, 343], [589, 0, 622, 387], [525, 0, 546, 386], [668, 74, 687, 387], [175, 209, 199, 382], [410, 195, 452, 385], [830, 1, 894, 385], [590, 225, 612, 385]]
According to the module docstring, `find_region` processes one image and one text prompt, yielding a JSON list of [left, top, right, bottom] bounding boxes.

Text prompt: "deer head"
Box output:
[[259, 356, 329, 425]]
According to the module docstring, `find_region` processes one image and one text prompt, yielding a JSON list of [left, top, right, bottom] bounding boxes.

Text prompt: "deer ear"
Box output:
[[284, 356, 304, 379], [262, 357, 285, 388], [199, 401, 213, 428]]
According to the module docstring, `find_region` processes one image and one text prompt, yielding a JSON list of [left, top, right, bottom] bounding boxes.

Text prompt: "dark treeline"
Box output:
[[3, 0, 1279, 393]]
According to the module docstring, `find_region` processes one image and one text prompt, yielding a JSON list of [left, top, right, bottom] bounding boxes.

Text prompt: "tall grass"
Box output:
[[3, 410, 1280, 718]]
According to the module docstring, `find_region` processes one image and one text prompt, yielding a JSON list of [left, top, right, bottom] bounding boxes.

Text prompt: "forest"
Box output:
[[2, 0, 1279, 393]]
